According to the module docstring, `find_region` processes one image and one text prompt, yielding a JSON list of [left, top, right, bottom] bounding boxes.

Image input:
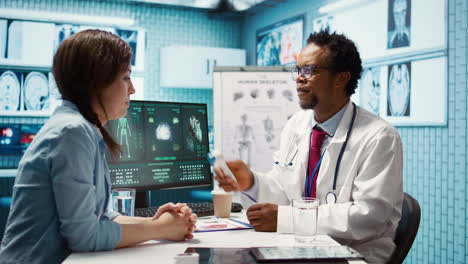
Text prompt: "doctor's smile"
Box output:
[[296, 88, 310, 96]]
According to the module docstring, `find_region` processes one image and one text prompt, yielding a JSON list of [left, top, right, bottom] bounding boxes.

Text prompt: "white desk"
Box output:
[[65, 213, 367, 264]]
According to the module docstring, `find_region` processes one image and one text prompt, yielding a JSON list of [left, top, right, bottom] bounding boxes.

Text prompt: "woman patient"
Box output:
[[0, 29, 197, 264]]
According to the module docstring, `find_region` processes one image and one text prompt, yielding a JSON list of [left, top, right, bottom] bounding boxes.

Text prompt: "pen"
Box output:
[[241, 191, 257, 203]]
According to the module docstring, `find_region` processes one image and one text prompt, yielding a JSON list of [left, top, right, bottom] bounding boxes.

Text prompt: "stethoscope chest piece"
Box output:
[[326, 191, 337, 204]]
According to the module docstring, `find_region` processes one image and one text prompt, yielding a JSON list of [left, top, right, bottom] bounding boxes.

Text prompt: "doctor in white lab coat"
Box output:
[[215, 31, 403, 264]]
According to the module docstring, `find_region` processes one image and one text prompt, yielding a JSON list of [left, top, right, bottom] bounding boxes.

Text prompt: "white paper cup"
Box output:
[[211, 190, 233, 218]]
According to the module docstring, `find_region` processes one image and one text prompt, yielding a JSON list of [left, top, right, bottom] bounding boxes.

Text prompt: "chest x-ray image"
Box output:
[[186, 115, 203, 152], [263, 116, 275, 143], [313, 15, 334, 33], [387, 62, 411, 116], [115, 29, 138, 66], [387, 0, 411, 49], [0, 71, 21, 111], [24, 72, 50, 111], [257, 32, 281, 66], [359, 67, 381, 115], [55, 24, 80, 51], [156, 122, 172, 141]]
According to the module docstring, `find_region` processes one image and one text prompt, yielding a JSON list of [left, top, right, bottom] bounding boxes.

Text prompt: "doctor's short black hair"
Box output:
[[307, 31, 362, 96]]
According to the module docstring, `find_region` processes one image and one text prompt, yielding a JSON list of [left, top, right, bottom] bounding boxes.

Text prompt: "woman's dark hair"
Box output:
[[307, 31, 362, 96], [52, 29, 132, 158]]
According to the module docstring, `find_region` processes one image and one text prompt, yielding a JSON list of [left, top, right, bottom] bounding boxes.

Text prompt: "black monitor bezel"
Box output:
[[107, 100, 213, 191]]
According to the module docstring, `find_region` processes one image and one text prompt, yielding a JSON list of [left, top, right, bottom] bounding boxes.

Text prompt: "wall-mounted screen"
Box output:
[[256, 15, 304, 66], [0, 123, 42, 169]]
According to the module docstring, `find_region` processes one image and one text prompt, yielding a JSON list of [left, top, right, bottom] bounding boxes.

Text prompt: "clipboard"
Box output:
[[250, 246, 365, 262]]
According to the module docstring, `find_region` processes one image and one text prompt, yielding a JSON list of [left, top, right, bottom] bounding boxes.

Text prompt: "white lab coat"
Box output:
[[243, 103, 403, 264]]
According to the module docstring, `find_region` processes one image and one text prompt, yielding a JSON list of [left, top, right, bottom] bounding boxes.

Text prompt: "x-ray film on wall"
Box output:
[[383, 57, 446, 126], [355, 57, 446, 126], [327, 0, 446, 61]]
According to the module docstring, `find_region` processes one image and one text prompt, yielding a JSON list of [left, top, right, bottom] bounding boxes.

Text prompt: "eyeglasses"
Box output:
[[291, 64, 331, 81]]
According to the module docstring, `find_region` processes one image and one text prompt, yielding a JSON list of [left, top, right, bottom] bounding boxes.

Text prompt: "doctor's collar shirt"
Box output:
[[242, 100, 349, 201]]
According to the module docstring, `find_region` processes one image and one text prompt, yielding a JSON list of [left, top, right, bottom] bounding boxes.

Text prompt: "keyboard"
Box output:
[[134, 202, 243, 218]]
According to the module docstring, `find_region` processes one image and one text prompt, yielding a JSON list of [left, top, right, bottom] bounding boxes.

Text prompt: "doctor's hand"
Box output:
[[246, 203, 278, 232], [214, 160, 254, 192]]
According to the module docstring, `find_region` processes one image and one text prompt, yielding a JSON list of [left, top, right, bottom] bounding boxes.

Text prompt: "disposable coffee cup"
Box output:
[[211, 190, 233, 218]]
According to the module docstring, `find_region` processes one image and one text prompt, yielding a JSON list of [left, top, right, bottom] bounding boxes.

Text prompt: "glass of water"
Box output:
[[292, 197, 319, 244], [112, 188, 136, 216]]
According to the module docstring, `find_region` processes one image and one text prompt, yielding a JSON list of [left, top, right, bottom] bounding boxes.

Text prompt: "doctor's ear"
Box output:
[[334, 72, 351, 89]]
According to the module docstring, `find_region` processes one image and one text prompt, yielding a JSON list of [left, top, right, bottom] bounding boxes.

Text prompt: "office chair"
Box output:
[[388, 192, 421, 264]]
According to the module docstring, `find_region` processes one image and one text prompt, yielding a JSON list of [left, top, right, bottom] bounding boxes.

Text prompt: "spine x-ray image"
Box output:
[[387, 0, 411, 49], [387, 62, 411, 116], [117, 117, 132, 158]]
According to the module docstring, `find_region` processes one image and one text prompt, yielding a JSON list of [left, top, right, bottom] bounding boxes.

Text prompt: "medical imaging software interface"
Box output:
[[0, 124, 42, 169], [105, 101, 211, 189]]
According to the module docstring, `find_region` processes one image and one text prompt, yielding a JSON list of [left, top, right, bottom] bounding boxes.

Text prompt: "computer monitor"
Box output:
[[105, 100, 212, 207], [0, 123, 42, 176]]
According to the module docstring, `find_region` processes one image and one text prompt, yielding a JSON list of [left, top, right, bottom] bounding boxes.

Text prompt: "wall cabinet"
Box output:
[[160, 46, 246, 89]]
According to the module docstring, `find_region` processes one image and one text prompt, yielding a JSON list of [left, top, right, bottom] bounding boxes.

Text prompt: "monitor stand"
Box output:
[[135, 190, 152, 208]]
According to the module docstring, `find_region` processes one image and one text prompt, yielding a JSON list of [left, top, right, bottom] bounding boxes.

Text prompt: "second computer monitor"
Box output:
[[105, 100, 211, 191]]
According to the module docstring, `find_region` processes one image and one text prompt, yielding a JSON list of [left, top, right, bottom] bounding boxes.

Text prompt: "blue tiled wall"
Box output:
[[242, 0, 467, 263]]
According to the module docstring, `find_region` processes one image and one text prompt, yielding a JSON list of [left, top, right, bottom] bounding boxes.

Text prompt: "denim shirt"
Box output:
[[0, 100, 121, 264]]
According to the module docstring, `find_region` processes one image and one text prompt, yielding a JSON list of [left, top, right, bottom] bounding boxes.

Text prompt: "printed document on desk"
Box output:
[[196, 217, 253, 232]]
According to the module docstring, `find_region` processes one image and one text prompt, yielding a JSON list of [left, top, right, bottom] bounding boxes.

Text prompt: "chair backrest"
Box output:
[[388, 192, 421, 264]]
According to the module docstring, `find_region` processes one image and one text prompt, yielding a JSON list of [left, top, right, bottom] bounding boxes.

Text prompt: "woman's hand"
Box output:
[[152, 202, 188, 220], [155, 209, 197, 241]]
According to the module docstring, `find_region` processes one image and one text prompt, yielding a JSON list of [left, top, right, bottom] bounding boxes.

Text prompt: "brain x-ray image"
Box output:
[[0, 71, 21, 111], [24, 72, 50, 111], [359, 67, 381, 115], [387, 62, 411, 116], [387, 0, 411, 49]]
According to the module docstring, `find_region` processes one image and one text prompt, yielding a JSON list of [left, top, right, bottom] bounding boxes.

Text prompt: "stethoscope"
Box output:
[[304, 103, 357, 204]]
